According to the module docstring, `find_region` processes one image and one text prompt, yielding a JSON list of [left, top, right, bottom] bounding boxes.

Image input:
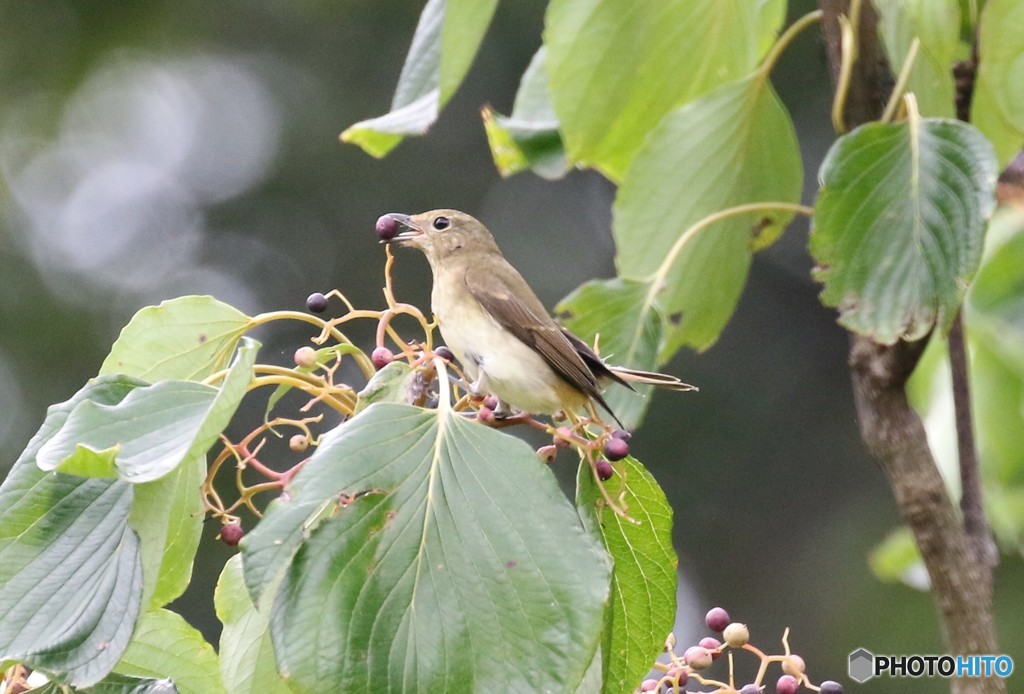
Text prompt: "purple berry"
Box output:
[[640, 679, 658, 692], [371, 346, 394, 369], [819, 682, 843, 694], [776, 675, 799, 694], [478, 406, 495, 424], [684, 645, 713, 670], [705, 606, 731, 632], [611, 428, 631, 440], [740, 686, 763, 694], [375, 214, 399, 241], [434, 346, 455, 361], [699, 636, 722, 659], [595, 459, 614, 481], [603, 437, 629, 461], [483, 395, 499, 411], [306, 292, 328, 313], [220, 522, 244, 546]]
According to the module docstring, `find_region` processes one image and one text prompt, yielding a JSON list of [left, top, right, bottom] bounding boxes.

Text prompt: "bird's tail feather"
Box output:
[[609, 366, 698, 392]]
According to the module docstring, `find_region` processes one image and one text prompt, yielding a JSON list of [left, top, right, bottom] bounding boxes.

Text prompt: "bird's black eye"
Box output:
[[432, 216, 450, 231]]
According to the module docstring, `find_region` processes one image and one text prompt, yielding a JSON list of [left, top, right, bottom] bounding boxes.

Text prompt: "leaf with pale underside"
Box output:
[[811, 115, 997, 343], [242, 402, 610, 692], [342, 0, 499, 157], [38, 338, 257, 483], [483, 47, 568, 180], [0, 376, 144, 687]]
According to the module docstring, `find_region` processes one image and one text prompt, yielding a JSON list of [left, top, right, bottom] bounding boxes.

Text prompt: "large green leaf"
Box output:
[[544, 0, 783, 181], [0, 376, 144, 687], [614, 73, 803, 355], [968, 207, 1024, 491], [577, 457, 677, 694], [972, 0, 1024, 167], [129, 453, 206, 610], [556, 279, 664, 430], [242, 402, 610, 692], [811, 116, 998, 343], [876, 0, 962, 118], [100, 296, 250, 382], [113, 609, 224, 694], [482, 47, 568, 180], [215, 556, 290, 694], [38, 338, 257, 483], [341, 0, 499, 157]]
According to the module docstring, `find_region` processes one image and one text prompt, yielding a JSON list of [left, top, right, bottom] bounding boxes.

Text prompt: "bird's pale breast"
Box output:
[[431, 269, 582, 415]]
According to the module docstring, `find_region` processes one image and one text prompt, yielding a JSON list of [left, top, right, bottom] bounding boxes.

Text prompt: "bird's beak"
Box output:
[[382, 213, 423, 244]]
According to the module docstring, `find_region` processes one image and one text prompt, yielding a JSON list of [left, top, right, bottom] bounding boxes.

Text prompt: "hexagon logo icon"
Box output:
[[849, 648, 875, 683]]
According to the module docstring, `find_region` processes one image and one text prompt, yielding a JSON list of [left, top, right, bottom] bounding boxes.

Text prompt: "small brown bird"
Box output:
[[382, 209, 695, 425]]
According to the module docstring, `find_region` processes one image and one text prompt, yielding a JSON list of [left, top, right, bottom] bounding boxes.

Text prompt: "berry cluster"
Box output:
[[641, 607, 844, 693], [204, 230, 640, 545]]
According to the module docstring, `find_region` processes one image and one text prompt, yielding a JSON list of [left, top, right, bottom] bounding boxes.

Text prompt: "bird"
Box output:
[[379, 209, 696, 425]]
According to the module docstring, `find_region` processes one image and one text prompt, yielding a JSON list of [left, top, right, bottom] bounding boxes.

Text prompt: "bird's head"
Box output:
[[381, 209, 500, 266]]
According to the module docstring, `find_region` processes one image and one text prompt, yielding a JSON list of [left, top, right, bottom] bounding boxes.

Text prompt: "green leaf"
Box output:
[[969, 208, 1024, 368], [242, 403, 610, 692], [482, 47, 568, 180], [544, 0, 783, 180], [353, 359, 415, 414], [811, 115, 998, 343], [39, 338, 257, 483], [556, 279, 664, 429], [0, 376, 144, 687], [129, 452, 206, 610], [341, 0, 499, 157], [876, 0, 963, 118], [215, 556, 289, 694], [968, 207, 1024, 491], [972, 0, 1024, 167], [37, 382, 216, 482], [114, 609, 224, 694], [614, 74, 803, 355], [577, 457, 677, 694], [869, 526, 927, 589], [100, 296, 250, 382]]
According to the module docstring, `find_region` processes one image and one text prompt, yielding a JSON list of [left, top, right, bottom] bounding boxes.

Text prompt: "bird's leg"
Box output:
[[492, 398, 514, 419]]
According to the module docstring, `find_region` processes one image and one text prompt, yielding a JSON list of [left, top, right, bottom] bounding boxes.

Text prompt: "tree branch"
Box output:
[[849, 337, 1001, 693], [819, 3, 1003, 692], [948, 312, 998, 574]]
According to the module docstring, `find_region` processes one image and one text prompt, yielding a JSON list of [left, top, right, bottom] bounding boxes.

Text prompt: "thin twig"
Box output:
[[948, 311, 997, 572]]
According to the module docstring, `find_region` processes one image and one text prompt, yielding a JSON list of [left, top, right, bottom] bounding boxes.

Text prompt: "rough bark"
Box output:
[[818, 3, 1003, 692]]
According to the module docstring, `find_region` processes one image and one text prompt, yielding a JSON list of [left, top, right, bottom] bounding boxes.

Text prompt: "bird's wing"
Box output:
[[463, 264, 602, 399]]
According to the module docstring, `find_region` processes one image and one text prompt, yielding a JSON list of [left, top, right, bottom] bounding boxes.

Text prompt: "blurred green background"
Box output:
[[1, 1, 1020, 691]]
